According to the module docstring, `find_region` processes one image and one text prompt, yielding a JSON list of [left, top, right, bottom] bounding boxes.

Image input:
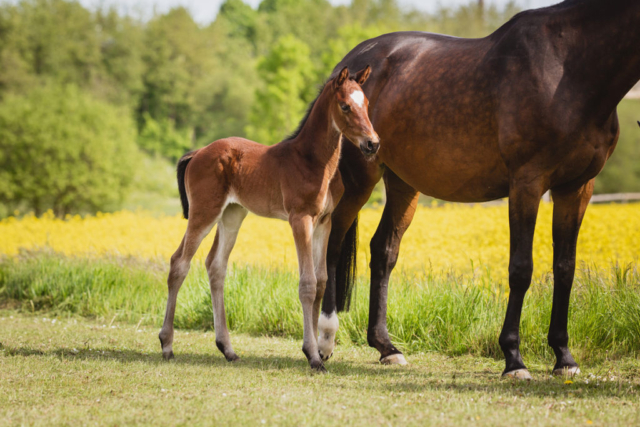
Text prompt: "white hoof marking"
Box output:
[[318, 312, 339, 360], [553, 366, 581, 377], [502, 369, 532, 380], [380, 354, 408, 365]]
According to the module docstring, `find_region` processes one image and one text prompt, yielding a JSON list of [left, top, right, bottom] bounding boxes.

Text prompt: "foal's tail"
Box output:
[[177, 150, 198, 219], [336, 215, 359, 312]]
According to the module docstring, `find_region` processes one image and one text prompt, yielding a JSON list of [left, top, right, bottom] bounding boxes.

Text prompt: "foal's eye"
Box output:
[[341, 104, 351, 113]]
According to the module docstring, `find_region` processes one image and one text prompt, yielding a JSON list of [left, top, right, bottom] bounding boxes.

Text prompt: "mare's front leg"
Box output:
[[205, 204, 248, 362], [290, 213, 324, 372], [499, 177, 545, 379], [368, 170, 419, 365], [313, 215, 337, 361], [548, 181, 593, 376]]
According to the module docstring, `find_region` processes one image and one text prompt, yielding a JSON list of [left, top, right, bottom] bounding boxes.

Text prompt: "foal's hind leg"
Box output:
[[159, 207, 222, 360], [548, 181, 593, 376], [314, 215, 337, 361], [205, 204, 248, 362]]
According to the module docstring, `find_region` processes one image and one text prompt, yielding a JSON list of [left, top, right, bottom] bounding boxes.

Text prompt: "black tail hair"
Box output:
[[177, 151, 197, 219], [336, 215, 358, 312]]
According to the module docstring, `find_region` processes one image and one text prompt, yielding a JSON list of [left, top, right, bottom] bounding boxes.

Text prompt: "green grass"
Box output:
[[2, 252, 640, 366], [1, 311, 639, 426]]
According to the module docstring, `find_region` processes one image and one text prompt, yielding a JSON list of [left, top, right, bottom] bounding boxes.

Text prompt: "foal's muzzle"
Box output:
[[360, 138, 380, 156]]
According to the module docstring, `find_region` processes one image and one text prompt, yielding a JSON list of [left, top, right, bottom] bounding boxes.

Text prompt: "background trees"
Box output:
[[0, 0, 638, 217]]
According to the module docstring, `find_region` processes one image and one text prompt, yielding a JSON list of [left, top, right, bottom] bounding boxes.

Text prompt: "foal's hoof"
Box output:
[[380, 354, 408, 366], [553, 366, 580, 377], [310, 360, 327, 373], [162, 351, 175, 360], [502, 369, 532, 380], [319, 350, 333, 362], [225, 353, 240, 362]]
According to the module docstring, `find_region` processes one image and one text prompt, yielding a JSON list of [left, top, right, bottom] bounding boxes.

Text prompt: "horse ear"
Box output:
[[355, 65, 372, 86], [335, 66, 349, 88]]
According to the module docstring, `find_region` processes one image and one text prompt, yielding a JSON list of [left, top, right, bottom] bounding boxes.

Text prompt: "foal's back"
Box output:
[[186, 137, 291, 221]]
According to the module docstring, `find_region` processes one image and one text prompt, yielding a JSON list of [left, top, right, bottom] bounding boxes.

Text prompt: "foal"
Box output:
[[158, 66, 378, 371]]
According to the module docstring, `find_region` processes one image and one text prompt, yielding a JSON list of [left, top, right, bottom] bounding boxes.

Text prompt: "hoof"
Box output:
[[319, 350, 333, 362], [502, 369, 532, 380], [310, 360, 327, 373], [162, 351, 175, 360], [225, 353, 240, 362], [380, 354, 408, 366], [553, 366, 580, 377]]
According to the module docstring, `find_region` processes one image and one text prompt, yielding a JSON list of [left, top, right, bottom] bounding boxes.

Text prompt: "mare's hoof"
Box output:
[[380, 354, 408, 366], [502, 369, 532, 380], [553, 366, 580, 377], [162, 351, 175, 360]]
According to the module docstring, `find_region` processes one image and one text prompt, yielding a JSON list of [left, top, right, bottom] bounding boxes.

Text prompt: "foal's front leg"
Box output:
[[290, 214, 324, 372], [314, 216, 338, 361]]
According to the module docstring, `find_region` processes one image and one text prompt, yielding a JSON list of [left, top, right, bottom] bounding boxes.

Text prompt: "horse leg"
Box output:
[[290, 214, 324, 371], [499, 179, 545, 379], [548, 180, 593, 376], [314, 215, 336, 361], [321, 143, 382, 321], [205, 204, 248, 362], [159, 206, 221, 360], [368, 170, 419, 365]]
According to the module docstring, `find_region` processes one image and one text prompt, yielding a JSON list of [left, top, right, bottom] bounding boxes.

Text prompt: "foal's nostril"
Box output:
[[367, 140, 375, 152]]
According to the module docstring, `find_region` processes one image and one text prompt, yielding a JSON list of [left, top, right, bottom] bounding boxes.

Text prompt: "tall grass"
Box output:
[[1, 252, 639, 363]]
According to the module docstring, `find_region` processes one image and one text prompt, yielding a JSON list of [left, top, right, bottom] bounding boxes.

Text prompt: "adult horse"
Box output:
[[319, 0, 640, 379]]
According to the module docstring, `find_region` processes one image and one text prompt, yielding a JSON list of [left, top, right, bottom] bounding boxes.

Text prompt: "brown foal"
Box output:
[[158, 66, 378, 371]]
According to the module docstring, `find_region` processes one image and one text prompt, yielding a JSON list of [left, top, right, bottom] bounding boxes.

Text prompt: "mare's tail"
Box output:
[[336, 215, 359, 312], [177, 150, 198, 219]]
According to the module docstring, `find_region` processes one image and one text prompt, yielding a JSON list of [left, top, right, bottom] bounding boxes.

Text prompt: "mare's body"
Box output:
[[158, 67, 378, 371], [321, 0, 640, 377]]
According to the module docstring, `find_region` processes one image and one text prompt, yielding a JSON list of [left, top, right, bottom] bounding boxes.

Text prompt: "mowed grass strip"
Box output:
[[1, 253, 640, 363], [1, 312, 639, 426]]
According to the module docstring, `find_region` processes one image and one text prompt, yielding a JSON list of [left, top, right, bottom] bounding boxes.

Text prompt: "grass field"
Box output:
[[2, 311, 640, 426], [2, 204, 640, 424]]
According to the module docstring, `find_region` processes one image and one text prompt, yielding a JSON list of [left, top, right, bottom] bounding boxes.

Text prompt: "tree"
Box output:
[[245, 35, 317, 145], [0, 84, 140, 216]]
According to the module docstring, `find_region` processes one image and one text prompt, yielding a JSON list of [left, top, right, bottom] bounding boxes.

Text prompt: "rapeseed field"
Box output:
[[1, 202, 638, 280]]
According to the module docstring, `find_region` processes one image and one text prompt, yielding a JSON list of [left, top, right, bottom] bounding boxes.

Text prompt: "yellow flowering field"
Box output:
[[1, 203, 639, 281]]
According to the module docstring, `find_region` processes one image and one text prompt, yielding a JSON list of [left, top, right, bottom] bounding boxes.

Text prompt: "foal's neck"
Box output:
[[291, 88, 343, 173]]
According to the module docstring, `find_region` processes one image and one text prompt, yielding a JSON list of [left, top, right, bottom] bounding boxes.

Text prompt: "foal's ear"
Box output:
[[355, 65, 372, 86], [335, 66, 349, 88]]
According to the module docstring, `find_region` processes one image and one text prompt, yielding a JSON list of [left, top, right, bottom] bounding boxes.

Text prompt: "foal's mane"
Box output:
[[284, 81, 328, 142]]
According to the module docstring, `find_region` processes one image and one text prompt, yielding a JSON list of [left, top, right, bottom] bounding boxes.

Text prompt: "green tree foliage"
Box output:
[[1, 0, 639, 218], [246, 35, 316, 144], [0, 84, 139, 217]]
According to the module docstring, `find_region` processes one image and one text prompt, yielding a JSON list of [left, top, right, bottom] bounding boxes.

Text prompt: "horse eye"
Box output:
[[341, 104, 351, 113]]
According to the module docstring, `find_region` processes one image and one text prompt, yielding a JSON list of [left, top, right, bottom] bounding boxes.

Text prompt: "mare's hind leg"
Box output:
[[290, 214, 324, 371], [205, 204, 248, 362], [548, 180, 593, 376], [313, 215, 336, 361], [368, 170, 419, 365], [159, 205, 222, 360]]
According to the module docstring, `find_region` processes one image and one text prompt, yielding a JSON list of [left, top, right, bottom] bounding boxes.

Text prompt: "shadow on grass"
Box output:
[[4, 344, 637, 400]]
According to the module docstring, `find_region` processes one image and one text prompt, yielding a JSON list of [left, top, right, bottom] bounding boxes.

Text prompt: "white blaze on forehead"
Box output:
[[350, 90, 365, 108]]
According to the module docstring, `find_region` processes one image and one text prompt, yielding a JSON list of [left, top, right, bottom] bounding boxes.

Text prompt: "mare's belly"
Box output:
[[379, 139, 510, 203]]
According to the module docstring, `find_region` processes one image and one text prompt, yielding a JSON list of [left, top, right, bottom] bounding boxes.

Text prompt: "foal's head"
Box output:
[[330, 65, 380, 156]]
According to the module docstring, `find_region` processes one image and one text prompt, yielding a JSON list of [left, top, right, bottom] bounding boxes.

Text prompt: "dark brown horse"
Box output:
[[158, 66, 378, 371], [320, 0, 640, 379]]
